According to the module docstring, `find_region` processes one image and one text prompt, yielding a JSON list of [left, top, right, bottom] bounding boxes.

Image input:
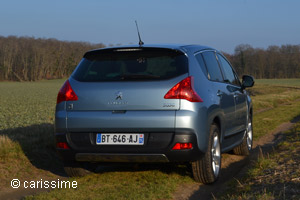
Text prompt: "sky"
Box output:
[[0, 0, 299, 54]]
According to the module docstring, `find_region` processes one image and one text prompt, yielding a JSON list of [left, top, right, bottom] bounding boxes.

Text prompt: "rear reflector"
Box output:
[[57, 80, 78, 104], [164, 76, 203, 102], [172, 143, 193, 150], [56, 142, 70, 149]]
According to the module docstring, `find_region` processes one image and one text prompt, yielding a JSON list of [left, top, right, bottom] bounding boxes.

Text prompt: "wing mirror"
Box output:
[[242, 75, 254, 89]]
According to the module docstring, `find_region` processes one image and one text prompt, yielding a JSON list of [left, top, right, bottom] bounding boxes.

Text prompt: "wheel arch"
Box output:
[[201, 111, 224, 152], [211, 115, 225, 144], [249, 106, 253, 119]]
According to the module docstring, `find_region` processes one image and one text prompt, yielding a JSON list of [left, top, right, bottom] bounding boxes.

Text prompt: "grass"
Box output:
[[219, 123, 300, 200], [0, 80, 65, 188], [253, 100, 300, 139], [0, 78, 299, 199], [249, 83, 300, 114], [255, 79, 300, 87], [26, 166, 192, 200], [0, 79, 64, 130], [249, 79, 300, 139]]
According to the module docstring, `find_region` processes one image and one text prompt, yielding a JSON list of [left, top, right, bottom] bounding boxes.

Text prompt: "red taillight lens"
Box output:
[[57, 80, 78, 104], [56, 142, 70, 149], [164, 76, 203, 102], [172, 143, 193, 150]]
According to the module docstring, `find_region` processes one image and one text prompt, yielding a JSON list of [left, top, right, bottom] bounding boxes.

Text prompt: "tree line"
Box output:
[[0, 36, 104, 81], [0, 36, 299, 81], [223, 44, 300, 79]]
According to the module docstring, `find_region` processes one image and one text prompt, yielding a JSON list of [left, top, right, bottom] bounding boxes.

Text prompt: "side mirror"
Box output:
[[242, 75, 254, 89]]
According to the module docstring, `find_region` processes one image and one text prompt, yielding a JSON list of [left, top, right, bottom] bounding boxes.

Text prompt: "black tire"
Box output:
[[191, 123, 221, 184], [63, 161, 96, 177], [233, 114, 253, 156]]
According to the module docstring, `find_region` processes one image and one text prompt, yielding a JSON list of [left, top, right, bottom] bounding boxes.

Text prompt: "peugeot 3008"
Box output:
[[55, 44, 254, 184]]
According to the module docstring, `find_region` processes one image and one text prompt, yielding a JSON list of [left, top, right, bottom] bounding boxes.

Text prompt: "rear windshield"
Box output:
[[72, 48, 188, 82]]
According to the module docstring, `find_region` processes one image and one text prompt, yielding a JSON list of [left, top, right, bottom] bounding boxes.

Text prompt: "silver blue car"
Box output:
[[55, 44, 254, 184]]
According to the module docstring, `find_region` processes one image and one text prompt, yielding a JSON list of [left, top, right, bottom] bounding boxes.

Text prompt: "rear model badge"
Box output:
[[163, 103, 175, 108]]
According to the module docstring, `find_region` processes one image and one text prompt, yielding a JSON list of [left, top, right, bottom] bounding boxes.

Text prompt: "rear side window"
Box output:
[[202, 51, 223, 82], [217, 54, 241, 86], [195, 53, 208, 77], [72, 48, 188, 82]]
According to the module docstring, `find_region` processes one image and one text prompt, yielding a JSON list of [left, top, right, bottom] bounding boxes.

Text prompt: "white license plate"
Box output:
[[96, 133, 144, 145]]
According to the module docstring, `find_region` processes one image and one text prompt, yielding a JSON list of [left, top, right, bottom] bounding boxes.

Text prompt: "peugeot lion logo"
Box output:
[[115, 91, 123, 100], [108, 91, 127, 105]]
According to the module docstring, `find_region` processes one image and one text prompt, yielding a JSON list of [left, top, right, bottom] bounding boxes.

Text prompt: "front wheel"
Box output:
[[191, 123, 221, 184], [233, 114, 253, 156]]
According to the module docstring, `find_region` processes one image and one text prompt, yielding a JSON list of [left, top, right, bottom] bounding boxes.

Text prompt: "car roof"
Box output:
[[87, 44, 215, 54]]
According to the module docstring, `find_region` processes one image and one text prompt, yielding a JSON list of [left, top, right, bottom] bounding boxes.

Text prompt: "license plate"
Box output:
[[96, 133, 144, 145]]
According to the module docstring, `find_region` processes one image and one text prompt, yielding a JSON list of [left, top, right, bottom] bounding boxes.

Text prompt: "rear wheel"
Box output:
[[63, 161, 96, 177], [191, 123, 221, 184], [233, 114, 253, 156]]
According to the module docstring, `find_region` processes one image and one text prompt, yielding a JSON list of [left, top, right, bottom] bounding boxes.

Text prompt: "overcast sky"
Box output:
[[0, 0, 299, 53]]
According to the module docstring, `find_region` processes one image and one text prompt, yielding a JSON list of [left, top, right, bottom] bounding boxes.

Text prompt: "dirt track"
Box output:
[[172, 116, 300, 200]]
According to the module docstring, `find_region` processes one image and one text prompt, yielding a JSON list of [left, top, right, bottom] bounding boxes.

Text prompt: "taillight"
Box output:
[[164, 76, 203, 102], [172, 143, 193, 150], [56, 142, 70, 149], [57, 80, 78, 104]]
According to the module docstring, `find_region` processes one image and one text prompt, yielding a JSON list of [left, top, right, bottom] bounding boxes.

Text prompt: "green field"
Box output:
[[255, 79, 300, 87], [0, 79, 299, 199]]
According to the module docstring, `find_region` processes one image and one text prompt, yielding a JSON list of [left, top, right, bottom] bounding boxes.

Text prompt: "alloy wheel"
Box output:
[[211, 132, 221, 177]]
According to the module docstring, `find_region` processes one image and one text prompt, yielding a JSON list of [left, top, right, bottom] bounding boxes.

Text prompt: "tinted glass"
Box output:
[[202, 51, 223, 81], [217, 54, 240, 86], [195, 53, 208, 77], [72, 48, 188, 82]]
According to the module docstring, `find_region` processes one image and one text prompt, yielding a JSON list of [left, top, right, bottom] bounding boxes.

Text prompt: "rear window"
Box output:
[[72, 48, 188, 82]]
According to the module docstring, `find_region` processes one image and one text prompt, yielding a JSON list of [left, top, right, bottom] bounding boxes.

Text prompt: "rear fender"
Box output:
[[207, 106, 225, 148]]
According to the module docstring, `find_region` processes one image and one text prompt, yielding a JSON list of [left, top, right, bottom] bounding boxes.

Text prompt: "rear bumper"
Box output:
[[55, 130, 204, 163]]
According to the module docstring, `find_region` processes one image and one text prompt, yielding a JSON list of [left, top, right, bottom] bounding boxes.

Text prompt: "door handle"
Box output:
[[233, 94, 238, 98], [217, 90, 222, 97]]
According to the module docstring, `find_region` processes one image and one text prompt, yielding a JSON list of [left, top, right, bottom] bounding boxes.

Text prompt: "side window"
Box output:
[[202, 51, 223, 81], [217, 54, 240, 86], [195, 53, 208, 77]]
